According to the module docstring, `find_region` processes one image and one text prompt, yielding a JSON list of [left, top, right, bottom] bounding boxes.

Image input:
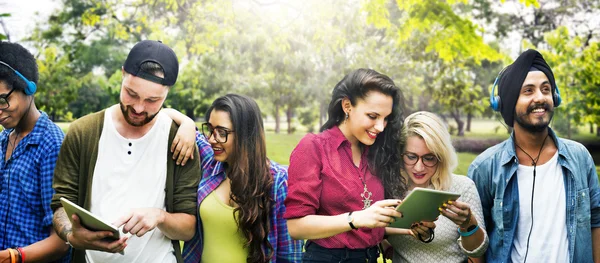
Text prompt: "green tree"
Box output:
[[363, 0, 503, 135]]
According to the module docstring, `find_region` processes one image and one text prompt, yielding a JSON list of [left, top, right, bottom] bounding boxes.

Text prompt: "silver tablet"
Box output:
[[60, 197, 120, 238], [388, 187, 461, 229]]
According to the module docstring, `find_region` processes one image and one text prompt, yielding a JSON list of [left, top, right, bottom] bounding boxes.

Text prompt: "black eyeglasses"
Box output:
[[402, 152, 439, 167], [0, 88, 15, 110], [201, 123, 234, 143]]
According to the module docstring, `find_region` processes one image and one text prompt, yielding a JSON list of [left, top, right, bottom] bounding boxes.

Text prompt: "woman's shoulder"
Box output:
[[292, 132, 326, 154], [269, 160, 288, 179], [449, 174, 476, 192]]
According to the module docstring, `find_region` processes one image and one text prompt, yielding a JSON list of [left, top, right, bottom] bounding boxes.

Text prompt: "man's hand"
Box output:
[[113, 208, 165, 237], [68, 214, 128, 254]]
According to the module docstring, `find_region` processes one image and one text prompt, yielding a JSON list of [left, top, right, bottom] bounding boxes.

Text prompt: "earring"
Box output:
[[345, 112, 349, 121]]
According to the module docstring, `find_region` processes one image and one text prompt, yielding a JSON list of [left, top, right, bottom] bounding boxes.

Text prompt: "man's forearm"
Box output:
[[53, 208, 72, 241], [158, 212, 196, 241]]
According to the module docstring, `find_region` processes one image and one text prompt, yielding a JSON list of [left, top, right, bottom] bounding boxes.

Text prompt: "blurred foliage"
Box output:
[[9, 0, 599, 137]]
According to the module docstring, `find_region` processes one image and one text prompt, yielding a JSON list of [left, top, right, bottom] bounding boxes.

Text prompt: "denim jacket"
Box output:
[[468, 128, 600, 263]]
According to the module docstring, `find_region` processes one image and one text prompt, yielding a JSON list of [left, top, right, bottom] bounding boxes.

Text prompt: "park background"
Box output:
[[1, 0, 600, 177]]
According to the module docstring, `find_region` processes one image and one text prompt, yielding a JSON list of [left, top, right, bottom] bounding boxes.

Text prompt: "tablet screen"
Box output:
[[388, 187, 460, 229]]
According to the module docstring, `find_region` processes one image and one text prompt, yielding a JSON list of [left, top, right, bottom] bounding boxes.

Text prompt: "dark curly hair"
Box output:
[[0, 41, 38, 92], [205, 94, 274, 263], [321, 68, 407, 199]]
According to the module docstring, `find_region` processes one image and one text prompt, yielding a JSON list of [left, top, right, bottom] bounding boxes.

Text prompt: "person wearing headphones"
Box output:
[[468, 49, 600, 263], [0, 42, 70, 262]]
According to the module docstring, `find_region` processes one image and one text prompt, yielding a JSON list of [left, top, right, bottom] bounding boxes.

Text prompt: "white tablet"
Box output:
[[60, 197, 120, 238], [388, 187, 461, 229]]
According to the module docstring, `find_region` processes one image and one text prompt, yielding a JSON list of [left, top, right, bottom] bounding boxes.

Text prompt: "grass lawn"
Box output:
[[265, 132, 305, 165]]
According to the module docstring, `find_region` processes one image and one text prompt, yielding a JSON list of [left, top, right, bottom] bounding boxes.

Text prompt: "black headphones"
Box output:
[[489, 67, 562, 111], [0, 60, 37, 95]]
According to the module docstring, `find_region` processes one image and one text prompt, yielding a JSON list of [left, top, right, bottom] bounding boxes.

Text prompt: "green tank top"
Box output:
[[200, 191, 249, 262]]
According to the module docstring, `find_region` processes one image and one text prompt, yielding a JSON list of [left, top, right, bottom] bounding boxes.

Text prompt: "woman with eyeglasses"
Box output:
[[384, 111, 488, 263], [164, 94, 303, 263]]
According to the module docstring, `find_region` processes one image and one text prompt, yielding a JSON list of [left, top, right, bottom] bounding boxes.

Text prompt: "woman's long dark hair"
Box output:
[[321, 68, 407, 199], [206, 94, 274, 263]]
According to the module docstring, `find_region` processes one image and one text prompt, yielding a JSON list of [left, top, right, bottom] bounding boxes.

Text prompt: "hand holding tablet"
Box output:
[[388, 187, 461, 229], [60, 197, 128, 254]]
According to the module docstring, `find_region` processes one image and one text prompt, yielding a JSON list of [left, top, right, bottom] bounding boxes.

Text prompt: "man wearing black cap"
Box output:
[[468, 49, 600, 263], [50, 40, 200, 263]]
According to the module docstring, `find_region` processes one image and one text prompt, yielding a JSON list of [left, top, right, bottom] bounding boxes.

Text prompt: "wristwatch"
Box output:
[[347, 211, 358, 230]]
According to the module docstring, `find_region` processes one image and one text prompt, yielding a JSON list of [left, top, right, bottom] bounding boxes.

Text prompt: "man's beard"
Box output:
[[514, 103, 554, 133], [119, 102, 159, 127]]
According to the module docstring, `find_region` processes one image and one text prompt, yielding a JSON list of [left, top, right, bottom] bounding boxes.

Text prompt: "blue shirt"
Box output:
[[0, 112, 69, 262], [468, 128, 600, 263]]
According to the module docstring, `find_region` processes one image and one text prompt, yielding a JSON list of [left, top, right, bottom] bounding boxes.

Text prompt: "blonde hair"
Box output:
[[401, 111, 457, 191]]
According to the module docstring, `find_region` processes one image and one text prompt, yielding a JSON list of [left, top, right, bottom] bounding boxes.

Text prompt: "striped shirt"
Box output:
[[182, 132, 303, 263], [0, 112, 70, 262]]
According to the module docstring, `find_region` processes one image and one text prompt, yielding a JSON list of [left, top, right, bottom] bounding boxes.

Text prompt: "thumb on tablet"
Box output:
[[71, 213, 82, 228]]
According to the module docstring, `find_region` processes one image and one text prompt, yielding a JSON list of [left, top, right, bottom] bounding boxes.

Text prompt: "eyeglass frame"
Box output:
[[0, 88, 16, 110], [402, 151, 439, 167], [201, 122, 235, 143]]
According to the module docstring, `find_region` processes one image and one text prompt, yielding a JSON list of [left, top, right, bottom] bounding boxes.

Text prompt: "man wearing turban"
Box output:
[[468, 49, 600, 263]]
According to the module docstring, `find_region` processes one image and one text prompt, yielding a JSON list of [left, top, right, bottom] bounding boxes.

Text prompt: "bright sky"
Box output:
[[0, 0, 60, 43]]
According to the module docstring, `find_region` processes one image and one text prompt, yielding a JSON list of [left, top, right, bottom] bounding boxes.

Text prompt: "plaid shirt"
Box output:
[[182, 132, 303, 263], [0, 112, 69, 262]]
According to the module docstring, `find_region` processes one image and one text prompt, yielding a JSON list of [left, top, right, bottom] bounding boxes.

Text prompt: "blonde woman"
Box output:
[[385, 111, 488, 262]]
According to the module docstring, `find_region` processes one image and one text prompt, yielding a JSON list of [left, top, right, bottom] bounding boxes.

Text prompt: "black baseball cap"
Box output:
[[123, 40, 179, 86]]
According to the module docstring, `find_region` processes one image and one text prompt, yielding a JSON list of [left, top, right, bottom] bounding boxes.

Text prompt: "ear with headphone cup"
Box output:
[[12, 69, 37, 95], [490, 76, 501, 112], [0, 61, 37, 95], [553, 84, 562, 107]]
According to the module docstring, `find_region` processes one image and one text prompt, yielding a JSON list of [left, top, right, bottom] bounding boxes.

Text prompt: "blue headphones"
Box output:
[[490, 68, 562, 111], [0, 60, 37, 95]]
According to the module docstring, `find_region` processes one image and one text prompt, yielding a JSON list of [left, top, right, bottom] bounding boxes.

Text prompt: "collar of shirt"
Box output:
[[326, 126, 369, 166], [501, 128, 575, 182], [0, 111, 50, 161]]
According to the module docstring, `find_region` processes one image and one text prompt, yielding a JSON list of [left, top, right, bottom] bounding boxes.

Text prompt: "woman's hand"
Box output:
[[352, 199, 402, 229], [440, 200, 474, 228], [171, 121, 197, 166], [409, 220, 436, 240]]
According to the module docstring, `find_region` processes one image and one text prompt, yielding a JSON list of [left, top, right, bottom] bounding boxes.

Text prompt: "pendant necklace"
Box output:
[[359, 168, 373, 210], [353, 156, 372, 210], [345, 143, 372, 209]]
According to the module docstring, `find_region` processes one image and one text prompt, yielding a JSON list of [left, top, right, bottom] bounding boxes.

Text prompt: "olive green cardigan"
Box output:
[[51, 110, 200, 263]]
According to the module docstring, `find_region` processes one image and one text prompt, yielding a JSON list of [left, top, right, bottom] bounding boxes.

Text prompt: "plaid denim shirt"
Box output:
[[0, 112, 70, 262], [182, 132, 303, 262]]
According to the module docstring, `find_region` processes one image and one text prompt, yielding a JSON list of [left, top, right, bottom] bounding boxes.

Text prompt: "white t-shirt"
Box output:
[[510, 151, 569, 263], [86, 105, 176, 263]]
